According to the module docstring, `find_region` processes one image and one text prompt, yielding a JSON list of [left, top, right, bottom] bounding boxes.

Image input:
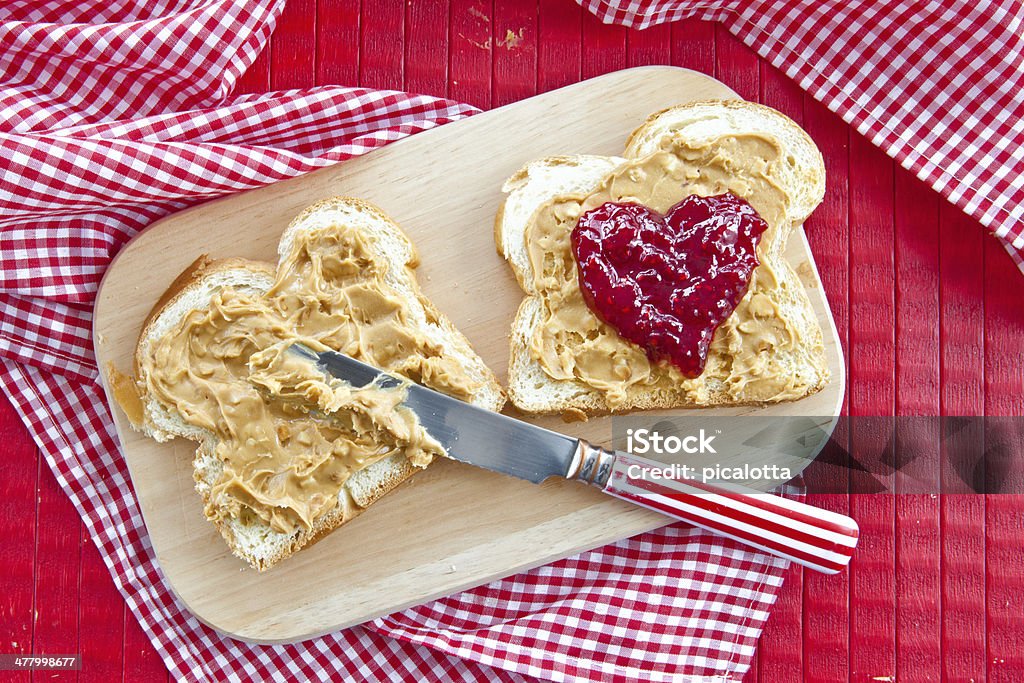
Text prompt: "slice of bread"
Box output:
[[133, 198, 503, 570], [496, 100, 829, 415]]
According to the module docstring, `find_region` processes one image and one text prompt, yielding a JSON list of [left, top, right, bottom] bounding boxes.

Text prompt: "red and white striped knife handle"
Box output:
[[569, 443, 859, 574]]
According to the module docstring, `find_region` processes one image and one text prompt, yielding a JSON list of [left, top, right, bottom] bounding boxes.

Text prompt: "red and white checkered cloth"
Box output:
[[1, 0, 1020, 681]]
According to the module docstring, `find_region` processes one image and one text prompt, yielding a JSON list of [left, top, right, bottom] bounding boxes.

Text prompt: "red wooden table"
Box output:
[[2, 2, 1023, 681]]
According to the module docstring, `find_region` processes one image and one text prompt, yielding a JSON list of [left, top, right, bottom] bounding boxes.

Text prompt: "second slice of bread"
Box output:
[[496, 101, 830, 415]]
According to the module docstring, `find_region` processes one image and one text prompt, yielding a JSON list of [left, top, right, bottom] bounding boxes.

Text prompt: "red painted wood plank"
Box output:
[[757, 61, 803, 113], [848, 130, 896, 682], [985, 494, 1024, 683], [626, 20, 670, 67], [751, 63, 805, 683], [581, 5, 627, 79], [0, 397, 37, 683], [938, 203, 988, 680], [31, 463, 81, 682], [892, 172, 941, 408], [537, 0, 581, 94], [670, 18, 714, 77], [316, 0, 361, 86], [406, 0, 449, 97], [713, 26, 756, 100], [800, 93, 851, 683], [982, 239, 1024, 417], [77, 532, 122, 683], [235, 46, 271, 95], [122, 606, 168, 683], [493, 0, 537, 107], [752, 565, 800, 683], [983, 237, 1024, 682], [449, 0, 491, 109], [893, 171, 941, 681], [269, 0, 316, 90], [360, 0, 404, 91]]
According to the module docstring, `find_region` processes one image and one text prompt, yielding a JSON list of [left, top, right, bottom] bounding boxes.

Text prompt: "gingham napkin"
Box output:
[[1, 1, 1019, 681]]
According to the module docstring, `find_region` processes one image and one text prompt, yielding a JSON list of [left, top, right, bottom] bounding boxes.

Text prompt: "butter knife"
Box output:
[[291, 344, 859, 574]]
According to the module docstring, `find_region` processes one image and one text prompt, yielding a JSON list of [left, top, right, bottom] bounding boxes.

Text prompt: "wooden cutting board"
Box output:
[[93, 66, 845, 643]]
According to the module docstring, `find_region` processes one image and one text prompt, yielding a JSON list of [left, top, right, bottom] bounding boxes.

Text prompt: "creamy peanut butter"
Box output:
[[527, 134, 822, 409], [139, 225, 480, 534]]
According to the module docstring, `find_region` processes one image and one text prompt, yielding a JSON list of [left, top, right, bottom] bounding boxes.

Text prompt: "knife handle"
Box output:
[[570, 442, 858, 574]]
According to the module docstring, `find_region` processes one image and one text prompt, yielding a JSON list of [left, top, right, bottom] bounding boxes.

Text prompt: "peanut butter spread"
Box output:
[[140, 226, 480, 534], [527, 135, 822, 408]]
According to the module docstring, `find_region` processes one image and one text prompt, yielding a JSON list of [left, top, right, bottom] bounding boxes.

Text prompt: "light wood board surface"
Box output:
[[93, 66, 845, 643]]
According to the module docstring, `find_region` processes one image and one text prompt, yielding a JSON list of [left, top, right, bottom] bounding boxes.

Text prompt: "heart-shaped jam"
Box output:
[[570, 193, 768, 378]]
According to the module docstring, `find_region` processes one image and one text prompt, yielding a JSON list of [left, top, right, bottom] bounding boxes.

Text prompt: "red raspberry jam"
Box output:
[[570, 193, 768, 378]]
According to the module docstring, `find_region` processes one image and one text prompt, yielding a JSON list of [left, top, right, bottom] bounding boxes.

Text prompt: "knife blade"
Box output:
[[292, 344, 859, 574]]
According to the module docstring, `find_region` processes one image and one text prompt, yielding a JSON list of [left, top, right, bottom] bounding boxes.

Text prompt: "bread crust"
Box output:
[[134, 256, 275, 376], [624, 99, 826, 223], [279, 196, 422, 268], [197, 447, 415, 572]]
